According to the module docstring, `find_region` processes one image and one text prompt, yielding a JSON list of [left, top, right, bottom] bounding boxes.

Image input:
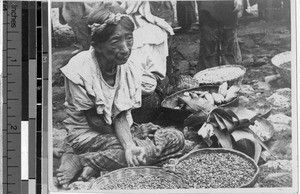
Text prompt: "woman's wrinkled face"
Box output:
[[95, 24, 133, 65]]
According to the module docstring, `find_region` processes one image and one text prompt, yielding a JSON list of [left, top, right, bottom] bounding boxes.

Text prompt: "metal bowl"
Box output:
[[271, 51, 291, 84]]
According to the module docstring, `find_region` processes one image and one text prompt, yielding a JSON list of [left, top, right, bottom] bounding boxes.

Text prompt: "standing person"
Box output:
[[56, 6, 185, 189], [120, 1, 174, 123], [197, 0, 244, 71], [176, 1, 197, 32]]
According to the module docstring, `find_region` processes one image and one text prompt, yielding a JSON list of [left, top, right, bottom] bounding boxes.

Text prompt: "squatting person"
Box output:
[[56, 6, 185, 189]]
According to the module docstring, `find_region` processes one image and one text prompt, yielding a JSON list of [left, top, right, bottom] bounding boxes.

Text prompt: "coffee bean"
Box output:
[[175, 152, 257, 188], [97, 174, 182, 190]]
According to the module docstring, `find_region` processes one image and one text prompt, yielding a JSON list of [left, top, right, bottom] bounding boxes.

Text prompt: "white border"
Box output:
[[47, 0, 299, 194]]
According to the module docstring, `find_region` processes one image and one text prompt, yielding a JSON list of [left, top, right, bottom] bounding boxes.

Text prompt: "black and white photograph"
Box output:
[[50, 0, 298, 193]]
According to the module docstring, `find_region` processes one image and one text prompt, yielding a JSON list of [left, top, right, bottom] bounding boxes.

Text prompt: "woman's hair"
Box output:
[[87, 5, 135, 46]]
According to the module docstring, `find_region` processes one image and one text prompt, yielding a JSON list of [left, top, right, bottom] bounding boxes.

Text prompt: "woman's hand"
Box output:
[[113, 111, 147, 166], [125, 145, 146, 167]]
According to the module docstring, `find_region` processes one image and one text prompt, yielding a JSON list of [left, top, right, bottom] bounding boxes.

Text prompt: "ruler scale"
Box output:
[[21, 1, 29, 194], [28, 1, 37, 194], [41, 2, 49, 194], [2, 1, 22, 194]]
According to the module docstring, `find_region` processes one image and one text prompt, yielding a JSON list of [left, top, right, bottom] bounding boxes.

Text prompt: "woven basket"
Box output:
[[88, 166, 188, 190], [174, 148, 260, 188], [193, 65, 246, 86], [271, 51, 291, 84], [161, 85, 239, 122]]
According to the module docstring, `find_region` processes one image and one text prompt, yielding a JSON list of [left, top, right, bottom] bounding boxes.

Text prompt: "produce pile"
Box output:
[[175, 151, 257, 188], [193, 66, 245, 84], [175, 82, 239, 110], [94, 174, 182, 190]]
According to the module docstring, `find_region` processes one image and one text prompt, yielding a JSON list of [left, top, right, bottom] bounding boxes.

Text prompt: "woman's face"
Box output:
[[95, 24, 133, 65]]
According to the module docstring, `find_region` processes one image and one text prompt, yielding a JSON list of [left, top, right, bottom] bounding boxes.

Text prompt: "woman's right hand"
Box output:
[[125, 145, 146, 167]]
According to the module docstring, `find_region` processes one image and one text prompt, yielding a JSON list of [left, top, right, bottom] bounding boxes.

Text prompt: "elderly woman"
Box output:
[[56, 6, 185, 189]]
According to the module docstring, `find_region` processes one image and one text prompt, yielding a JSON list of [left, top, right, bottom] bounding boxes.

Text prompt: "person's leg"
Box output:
[[197, 10, 221, 71], [56, 153, 83, 188], [78, 134, 127, 177], [57, 133, 126, 186], [220, 26, 242, 65], [176, 1, 197, 31], [56, 114, 115, 187]]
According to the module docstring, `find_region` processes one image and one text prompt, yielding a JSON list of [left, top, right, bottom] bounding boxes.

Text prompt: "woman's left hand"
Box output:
[[125, 146, 146, 167]]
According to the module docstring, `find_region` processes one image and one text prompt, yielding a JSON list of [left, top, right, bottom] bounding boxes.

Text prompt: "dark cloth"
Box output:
[[196, 1, 242, 71], [131, 76, 169, 124], [176, 1, 197, 30], [197, 1, 237, 27]]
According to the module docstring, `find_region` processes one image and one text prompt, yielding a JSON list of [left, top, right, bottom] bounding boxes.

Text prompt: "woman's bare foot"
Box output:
[[77, 166, 98, 181], [56, 153, 83, 189]]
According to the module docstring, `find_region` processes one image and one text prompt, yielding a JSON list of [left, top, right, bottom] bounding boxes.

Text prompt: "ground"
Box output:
[[51, 11, 293, 191]]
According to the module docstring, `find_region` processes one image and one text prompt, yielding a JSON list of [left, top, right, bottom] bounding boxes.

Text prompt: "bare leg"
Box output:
[[56, 153, 83, 189]]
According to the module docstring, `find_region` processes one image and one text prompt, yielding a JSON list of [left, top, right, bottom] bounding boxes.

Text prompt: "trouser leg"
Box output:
[[220, 27, 242, 65], [197, 11, 221, 71]]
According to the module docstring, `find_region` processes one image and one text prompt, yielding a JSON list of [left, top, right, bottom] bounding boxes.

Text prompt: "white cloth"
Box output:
[[61, 47, 142, 126], [121, 1, 172, 94]]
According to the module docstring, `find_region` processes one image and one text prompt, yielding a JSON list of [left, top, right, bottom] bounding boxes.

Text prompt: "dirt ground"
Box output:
[[51, 13, 293, 191]]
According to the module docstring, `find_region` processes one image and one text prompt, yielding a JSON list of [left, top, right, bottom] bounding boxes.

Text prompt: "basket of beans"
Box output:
[[174, 148, 259, 189], [271, 51, 291, 84], [88, 166, 188, 190], [193, 65, 246, 86], [161, 83, 239, 122]]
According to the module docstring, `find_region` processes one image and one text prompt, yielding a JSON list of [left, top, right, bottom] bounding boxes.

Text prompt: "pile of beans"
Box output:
[[195, 67, 245, 84], [96, 174, 182, 190], [175, 152, 257, 188]]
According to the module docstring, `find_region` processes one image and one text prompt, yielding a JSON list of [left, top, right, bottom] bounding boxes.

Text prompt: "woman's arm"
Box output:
[[113, 111, 146, 166]]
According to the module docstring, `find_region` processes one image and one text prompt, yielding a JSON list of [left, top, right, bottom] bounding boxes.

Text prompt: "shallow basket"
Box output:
[[161, 85, 239, 122], [88, 166, 188, 190], [193, 65, 246, 86], [271, 51, 291, 84], [174, 148, 260, 188]]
